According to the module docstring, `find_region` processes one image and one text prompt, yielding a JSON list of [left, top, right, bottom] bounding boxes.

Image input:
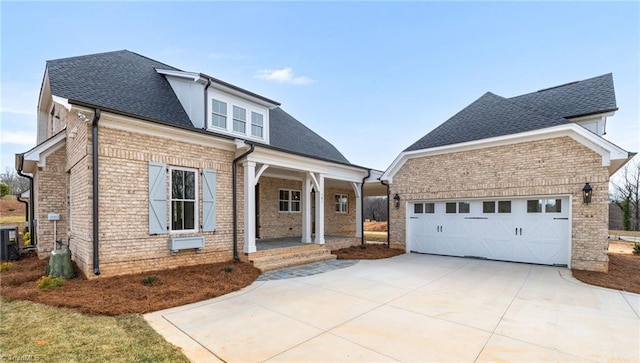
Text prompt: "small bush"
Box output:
[[223, 266, 233, 273], [36, 276, 64, 290], [142, 275, 157, 285], [23, 231, 31, 246], [633, 243, 640, 255], [0, 262, 14, 272], [0, 182, 10, 197]]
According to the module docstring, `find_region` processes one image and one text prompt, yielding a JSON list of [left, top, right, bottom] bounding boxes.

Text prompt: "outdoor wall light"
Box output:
[[393, 193, 400, 209], [582, 182, 593, 204]]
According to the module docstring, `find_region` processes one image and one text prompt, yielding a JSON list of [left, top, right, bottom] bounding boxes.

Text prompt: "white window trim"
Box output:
[[335, 194, 348, 213], [169, 166, 199, 233], [279, 188, 301, 213], [206, 90, 269, 143], [232, 105, 247, 134], [211, 98, 227, 129]]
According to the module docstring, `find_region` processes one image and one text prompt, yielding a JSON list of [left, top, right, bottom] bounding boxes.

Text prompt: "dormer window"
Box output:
[[251, 112, 263, 138], [233, 106, 247, 133], [207, 93, 268, 142], [211, 99, 227, 128]]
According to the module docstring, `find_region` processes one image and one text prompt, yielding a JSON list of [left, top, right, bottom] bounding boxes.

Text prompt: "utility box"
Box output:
[[0, 226, 20, 261]]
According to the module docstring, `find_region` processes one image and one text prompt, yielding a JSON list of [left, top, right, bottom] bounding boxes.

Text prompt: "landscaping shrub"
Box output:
[[36, 276, 65, 290], [0, 262, 14, 272], [142, 275, 157, 285], [223, 266, 233, 273], [633, 242, 640, 255]]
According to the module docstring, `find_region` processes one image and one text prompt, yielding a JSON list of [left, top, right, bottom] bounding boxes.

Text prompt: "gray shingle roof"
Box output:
[[510, 73, 617, 118], [405, 74, 616, 152], [46, 50, 350, 165], [47, 50, 193, 128], [269, 107, 350, 164]]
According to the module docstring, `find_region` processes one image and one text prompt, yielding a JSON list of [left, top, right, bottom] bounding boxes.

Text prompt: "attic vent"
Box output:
[[537, 81, 579, 93]]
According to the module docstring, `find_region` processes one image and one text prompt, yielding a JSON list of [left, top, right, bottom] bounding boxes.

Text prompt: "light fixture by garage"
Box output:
[[393, 193, 400, 209], [582, 182, 593, 204]]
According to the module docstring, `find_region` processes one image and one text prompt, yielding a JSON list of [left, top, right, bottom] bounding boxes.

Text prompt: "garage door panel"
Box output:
[[407, 197, 570, 266]]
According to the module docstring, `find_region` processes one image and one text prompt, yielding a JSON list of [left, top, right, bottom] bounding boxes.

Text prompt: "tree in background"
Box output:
[[364, 196, 388, 221], [610, 157, 639, 231], [0, 182, 10, 197], [0, 168, 30, 195]]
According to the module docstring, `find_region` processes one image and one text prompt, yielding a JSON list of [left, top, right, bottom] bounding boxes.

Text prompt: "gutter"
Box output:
[[360, 169, 371, 245], [16, 193, 29, 236], [16, 154, 36, 246], [91, 109, 102, 275], [203, 79, 211, 129], [232, 143, 255, 261], [380, 180, 390, 248]]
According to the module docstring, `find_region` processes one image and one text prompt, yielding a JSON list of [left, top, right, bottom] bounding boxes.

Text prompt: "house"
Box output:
[[15, 50, 385, 277], [381, 74, 634, 272]]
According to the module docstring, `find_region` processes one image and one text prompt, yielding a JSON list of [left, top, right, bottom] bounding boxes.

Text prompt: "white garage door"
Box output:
[[407, 197, 570, 266]]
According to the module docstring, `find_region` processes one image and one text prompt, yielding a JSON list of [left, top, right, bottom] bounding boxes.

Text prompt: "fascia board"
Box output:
[[382, 124, 630, 182], [23, 131, 66, 169], [156, 68, 203, 82], [98, 110, 238, 152], [247, 148, 368, 182]]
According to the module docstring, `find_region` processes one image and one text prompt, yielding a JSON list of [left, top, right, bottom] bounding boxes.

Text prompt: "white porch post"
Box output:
[[243, 161, 256, 253], [352, 182, 362, 238], [301, 173, 312, 243], [314, 174, 325, 244]]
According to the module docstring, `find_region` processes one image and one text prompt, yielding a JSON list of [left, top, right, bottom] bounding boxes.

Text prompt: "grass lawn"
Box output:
[[0, 297, 189, 363]]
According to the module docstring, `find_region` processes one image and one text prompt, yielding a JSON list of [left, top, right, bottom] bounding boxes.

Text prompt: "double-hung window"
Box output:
[[279, 189, 301, 212], [171, 168, 197, 232], [211, 99, 227, 128], [251, 112, 263, 138], [233, 106, 246, 133], [335, 194, 348, 213]]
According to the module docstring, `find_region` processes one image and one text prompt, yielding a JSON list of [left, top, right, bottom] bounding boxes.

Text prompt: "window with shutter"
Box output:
[[202, 169, 217, 232], [148, 162, 167, 234]]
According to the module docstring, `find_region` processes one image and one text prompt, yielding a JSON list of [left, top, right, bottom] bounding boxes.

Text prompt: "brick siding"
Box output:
[[389, 136, 610, 272]]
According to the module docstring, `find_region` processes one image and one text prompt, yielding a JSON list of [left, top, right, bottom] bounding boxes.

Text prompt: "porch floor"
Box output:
[[256, 235, 352, 251]]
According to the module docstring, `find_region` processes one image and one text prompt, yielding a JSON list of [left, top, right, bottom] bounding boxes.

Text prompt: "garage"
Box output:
[[407, 197, 570, 266]]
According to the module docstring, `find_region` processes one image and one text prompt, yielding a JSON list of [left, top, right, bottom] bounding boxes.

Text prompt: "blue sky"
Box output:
[[1, 1, 638, 174]]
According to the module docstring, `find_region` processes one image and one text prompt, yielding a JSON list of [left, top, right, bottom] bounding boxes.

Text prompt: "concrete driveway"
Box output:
[[145, 254, 640, 362]]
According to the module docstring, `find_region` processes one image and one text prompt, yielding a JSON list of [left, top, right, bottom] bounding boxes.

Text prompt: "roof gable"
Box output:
[[46, 50, 193, 128], [405, 92, 568, 151]]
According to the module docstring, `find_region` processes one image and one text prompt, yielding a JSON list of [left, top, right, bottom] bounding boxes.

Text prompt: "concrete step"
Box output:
[[249, 247, 337, 272]]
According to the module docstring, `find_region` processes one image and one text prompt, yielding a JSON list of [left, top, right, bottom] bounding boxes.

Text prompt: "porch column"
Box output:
[[243, 161, 257, 253], [301, 173, 312, 243], [314, 174, 325, 244], [352, 182, 362, 238]]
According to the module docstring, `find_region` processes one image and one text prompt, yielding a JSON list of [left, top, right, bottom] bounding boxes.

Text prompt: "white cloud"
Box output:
[[1, 130, 36, 146], [255, 67, 315, 85]]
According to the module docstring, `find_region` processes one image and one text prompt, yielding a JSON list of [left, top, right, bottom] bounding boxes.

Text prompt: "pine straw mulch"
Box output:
[[0, 252, 260, 316], [572, 253, 640, 294], [332, 243, 404, 260]]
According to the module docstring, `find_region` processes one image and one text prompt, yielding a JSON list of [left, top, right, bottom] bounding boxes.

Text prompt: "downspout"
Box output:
[[360, 169, 371, 245], [203, 78, 211, 129], [380, 180, 390, 248], [16, 193, 29, 230], [232, 143, 255, 261], [16, 154, 36, 246], [91, 109, 101, 275]]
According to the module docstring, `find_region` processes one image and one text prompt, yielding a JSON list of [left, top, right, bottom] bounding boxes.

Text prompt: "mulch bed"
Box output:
[[572, 253, 640, 294], [0, 253, 260, 315], [332, 244, 404, 260]]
